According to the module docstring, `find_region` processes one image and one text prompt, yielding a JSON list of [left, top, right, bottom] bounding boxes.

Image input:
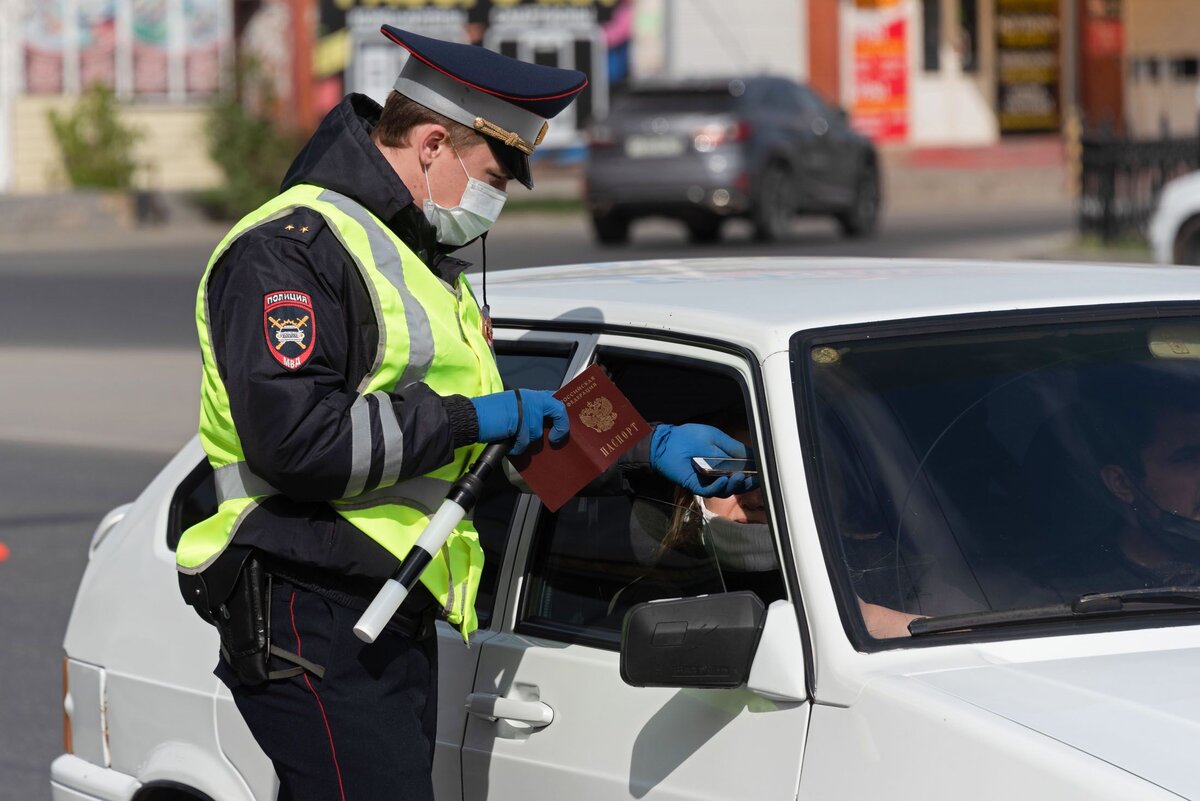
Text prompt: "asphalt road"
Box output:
[[0, 207, 1074, 349], [0, 206, 1074, 800]]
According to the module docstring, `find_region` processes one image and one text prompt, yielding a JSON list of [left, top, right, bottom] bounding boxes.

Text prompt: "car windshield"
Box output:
[[799, 311, 1200, 641]]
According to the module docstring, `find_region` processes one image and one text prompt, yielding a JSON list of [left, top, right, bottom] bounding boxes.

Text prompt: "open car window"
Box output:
[[471, 337, 579, 627], [517, 345, 787, 649], [798, 310, 1200, 645]]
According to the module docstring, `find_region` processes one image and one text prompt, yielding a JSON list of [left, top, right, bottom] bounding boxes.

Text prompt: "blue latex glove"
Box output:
[[650, 423, 758, 497], [471, 389, 570, 456]]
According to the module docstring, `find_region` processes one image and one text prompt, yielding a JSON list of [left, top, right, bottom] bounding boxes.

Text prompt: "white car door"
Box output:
[[430, 327, 599, 799], [461, 336, 810, 801]]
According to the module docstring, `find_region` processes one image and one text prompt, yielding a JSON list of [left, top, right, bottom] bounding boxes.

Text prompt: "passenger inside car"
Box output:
[[804, 320, 1200, 636], [1057, 365, 1200, 593]]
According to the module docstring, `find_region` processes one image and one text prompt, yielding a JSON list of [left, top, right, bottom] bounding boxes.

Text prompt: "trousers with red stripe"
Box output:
[[216, 579, 439, 801]]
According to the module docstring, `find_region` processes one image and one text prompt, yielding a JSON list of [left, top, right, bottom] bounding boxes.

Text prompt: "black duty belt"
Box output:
[[265, 560, 441, 641]]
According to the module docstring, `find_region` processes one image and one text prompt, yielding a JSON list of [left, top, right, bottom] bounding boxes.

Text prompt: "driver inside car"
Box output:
[[1090, 365, 1200, 588]]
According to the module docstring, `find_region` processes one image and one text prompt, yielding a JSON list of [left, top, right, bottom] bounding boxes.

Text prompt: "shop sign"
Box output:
[[22, 0, 228, 99], [314, 0, 632, 142], [184, 0, 222, 93], [23, 1, 66, 94], [996, 0, 1061, 132], [133, 0, 170, 95], [851, 0, 908, 143], [1085, 19, 1122, 57], [79, 0, 117, 90]]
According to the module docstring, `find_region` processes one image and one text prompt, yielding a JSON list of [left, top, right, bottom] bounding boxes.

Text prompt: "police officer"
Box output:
[[176, 26, 753, 801]]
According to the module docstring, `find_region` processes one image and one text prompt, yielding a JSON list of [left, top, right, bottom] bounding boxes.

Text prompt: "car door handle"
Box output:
[[466, 693, 554, 727]]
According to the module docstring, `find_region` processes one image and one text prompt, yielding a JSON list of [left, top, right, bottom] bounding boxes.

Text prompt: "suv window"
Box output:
[[764, 81, 802, 113], [517, 347, 786, 648], [793, 85, 828, 119]]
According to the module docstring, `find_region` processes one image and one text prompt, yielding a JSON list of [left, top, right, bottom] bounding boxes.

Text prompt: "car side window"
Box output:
[[765, 82, 801, 113], [472, 339, 578, 626], [795, 85, 834, 123], [516, 347, 786, 648]]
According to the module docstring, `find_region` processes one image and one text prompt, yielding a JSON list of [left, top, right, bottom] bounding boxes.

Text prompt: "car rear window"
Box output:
[[796, 309, 1200, 645], [614, 89, 739, 114]]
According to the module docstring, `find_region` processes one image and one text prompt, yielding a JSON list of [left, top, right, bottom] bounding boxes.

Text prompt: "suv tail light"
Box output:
[[693, 120, 751, 152]]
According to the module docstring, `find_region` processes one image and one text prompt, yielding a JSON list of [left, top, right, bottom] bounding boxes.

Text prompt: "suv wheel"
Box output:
[[686, 215, 723, 244], [592, 212, 631, 246], [837, 164, 881, 238], [752, 163, 795, 242], [1174, 216, 1200, 265]]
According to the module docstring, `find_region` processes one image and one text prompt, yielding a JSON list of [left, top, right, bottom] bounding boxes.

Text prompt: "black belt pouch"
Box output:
[[179, 546, 272, 686]]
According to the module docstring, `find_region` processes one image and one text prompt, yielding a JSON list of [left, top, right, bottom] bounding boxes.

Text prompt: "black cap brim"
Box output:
[[486, 138, 533, 190]]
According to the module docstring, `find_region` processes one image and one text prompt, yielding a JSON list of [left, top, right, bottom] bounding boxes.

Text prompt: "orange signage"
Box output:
[[852, 0, 908, 143]]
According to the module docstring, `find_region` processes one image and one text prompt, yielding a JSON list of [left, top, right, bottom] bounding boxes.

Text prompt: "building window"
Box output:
[[1169, 57, 1200, 81], [922, 0, 941, 72], [959, 0, 979, 73], [21, 0, 228, 101], [1130, 57, 1161, 82]]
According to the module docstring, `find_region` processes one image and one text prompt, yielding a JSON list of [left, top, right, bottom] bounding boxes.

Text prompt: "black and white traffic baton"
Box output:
[[353, 440, 511, 643]]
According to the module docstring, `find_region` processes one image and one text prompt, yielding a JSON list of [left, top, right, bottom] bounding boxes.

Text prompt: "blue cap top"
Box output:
[[380, 26, 588, 187]]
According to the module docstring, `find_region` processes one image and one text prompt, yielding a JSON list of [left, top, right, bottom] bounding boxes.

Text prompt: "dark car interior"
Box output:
[[806, 315, 1200, 636]]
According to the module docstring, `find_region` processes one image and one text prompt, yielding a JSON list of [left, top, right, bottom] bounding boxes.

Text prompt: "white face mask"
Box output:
[[696, 496, 777, 573], [422, 148, 507, 246]]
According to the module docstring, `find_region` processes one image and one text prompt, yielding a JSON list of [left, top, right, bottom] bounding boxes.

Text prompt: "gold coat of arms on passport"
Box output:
[[580, 396, 617, 433]]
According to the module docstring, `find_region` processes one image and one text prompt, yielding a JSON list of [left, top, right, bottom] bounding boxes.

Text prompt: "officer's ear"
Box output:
[[413, 124, 451, 169]]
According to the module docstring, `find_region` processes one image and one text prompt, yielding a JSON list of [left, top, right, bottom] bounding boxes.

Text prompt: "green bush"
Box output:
[[48, 84, 143, 190], [202, 60, 306, 219]]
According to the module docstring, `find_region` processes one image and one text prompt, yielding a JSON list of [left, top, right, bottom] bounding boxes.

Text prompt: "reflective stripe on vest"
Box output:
[[177, 184, 503, 638]]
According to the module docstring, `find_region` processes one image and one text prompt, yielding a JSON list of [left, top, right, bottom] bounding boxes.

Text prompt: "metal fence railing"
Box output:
[[1078, 127, 1200, 244]]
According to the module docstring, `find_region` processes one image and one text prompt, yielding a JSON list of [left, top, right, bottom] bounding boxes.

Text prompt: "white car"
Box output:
[[53, 258, 1200, 801], [1150, 170, 1200, 265]]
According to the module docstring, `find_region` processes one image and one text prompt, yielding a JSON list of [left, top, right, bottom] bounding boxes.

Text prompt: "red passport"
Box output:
[[508, 364, 650, 512]]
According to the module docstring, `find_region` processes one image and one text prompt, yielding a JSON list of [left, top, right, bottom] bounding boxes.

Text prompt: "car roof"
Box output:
[[624, 76, 769, 92], [486, 257, 1200, 355]]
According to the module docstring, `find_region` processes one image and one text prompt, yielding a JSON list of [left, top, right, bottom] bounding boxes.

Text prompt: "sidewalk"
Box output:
[[880, 135, 1070, 216], [0, 190, 229, 253], [0, 136, 1082, 255]]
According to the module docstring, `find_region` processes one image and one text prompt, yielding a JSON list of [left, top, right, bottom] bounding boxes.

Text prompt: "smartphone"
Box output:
[[692, 457, 758, 477]]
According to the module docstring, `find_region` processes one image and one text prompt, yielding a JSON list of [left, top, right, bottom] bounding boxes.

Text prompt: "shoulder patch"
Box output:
[[264, 291, 316, 371], [275, 208, 326, 246]]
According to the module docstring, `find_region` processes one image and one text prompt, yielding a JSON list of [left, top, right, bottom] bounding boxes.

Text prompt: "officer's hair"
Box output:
[[372, 91, 486, 151]]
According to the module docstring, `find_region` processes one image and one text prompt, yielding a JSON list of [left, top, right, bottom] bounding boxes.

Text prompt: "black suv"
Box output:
[[584, 76, 881, 244]]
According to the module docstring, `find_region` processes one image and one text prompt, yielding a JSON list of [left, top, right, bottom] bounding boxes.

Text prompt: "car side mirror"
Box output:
[[619, 592, 766, 689]]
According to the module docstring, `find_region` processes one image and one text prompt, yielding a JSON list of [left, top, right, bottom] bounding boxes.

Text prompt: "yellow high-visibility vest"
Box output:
[[176, 184, 503, 637]]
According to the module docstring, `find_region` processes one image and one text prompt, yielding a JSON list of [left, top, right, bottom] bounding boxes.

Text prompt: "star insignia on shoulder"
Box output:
[[284, 224, 295, 231], [300, 226, 309, 233]]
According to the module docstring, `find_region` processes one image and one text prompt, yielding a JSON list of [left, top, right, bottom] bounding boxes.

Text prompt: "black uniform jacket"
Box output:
[[205, 94, 482, 595]]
